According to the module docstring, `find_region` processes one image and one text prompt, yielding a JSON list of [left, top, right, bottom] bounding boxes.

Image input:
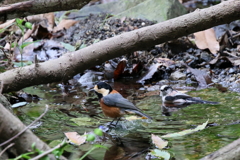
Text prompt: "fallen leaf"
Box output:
[[150, 149, 171, 160], [70, 117, 97, 126], [151, 134, 168, 149], [64, 132, 86, 145], [125, 116, 143, 121], [155, 57, 175, 67], [53, 19, 79, 32], [34, 24, 52, 39], [226, 57, 240, 66], [184, 64, 212, 88], [137, 63, 160, 83], [161, 120, 209, 138], [114, 58, 127, 80], [194, 28, 220, 55], [131, 61, 144, 75], [61, 42, 76, 52]]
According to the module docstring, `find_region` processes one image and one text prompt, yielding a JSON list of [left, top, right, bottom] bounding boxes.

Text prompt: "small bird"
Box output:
[[94, 82, 152, 126], [160, 85, 219, 104]]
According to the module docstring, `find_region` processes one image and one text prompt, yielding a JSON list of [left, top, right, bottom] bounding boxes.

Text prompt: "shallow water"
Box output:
[[15, 81, 240, 159]]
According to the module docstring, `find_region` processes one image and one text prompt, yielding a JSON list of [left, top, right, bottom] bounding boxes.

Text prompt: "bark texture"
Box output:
[[0, 0, 240, 93], [0, 0, 91, 22], [0, 103, 67, 160], [200, 138, 240, 160]]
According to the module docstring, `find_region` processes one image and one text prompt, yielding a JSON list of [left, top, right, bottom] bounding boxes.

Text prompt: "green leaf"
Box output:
[[11, 42, 17, 48], [79, 43, 87, 49], [20, 41, 35, 49], [16, 18, 24, 25], [93, 144, 108, 150], [13, 61, 33, 67], [25, 22, 33, 29], [70, 117, 97, 126], [31, 142, 36, 149], [61, 42, 76, 52], [150, 149, 171, 160]]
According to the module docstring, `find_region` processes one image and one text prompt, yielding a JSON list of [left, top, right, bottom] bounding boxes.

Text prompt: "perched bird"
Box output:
[[160, 85, 219, 104], [94, 82, 152, 126]]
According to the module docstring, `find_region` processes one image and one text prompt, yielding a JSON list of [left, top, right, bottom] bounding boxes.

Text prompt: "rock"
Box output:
[[170, 71, 186, 80], [73, 0, 187, 23], [200, 51, 212, 62], [229, 67, 236, 74], [78, 70, 103, 88]]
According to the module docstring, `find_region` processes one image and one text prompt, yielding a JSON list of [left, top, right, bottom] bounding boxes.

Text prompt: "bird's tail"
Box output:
[[190, 98, 219, 104], [132, 110, 152, 119], [200, 100, 219, 104]]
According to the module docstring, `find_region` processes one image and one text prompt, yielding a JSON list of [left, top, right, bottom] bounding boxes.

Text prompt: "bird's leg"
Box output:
[[108, 117, 121, 128], [113, 117, 121, 126]]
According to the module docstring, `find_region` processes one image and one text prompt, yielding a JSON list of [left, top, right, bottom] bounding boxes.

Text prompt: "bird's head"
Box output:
[[94, 82, 113, 99], [160, 85, 173, 97]]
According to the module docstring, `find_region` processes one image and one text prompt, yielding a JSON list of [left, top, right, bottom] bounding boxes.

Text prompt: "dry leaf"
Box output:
[[226, 57, 240, 66], [64, 132, 86, 145], [0, 19, 15, 29], [125, 116, 143, 121], [184, 64, 212, 88], [53, 19, 79, 32], [194, 28, 220, 55], [151, 134, 168, 149], [155, 57, 175, 67], [114, 58, 127, 80], [137, 63, 160, 83]]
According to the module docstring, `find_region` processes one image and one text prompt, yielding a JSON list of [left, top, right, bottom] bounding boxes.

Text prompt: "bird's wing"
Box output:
[[173, 91, 192, 98], [103, 93, 139, 111], [165, 91, 193, 102]]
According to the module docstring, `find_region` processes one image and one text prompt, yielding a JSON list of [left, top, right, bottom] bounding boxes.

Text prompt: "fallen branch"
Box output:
[[200, 138, 240, 160], [0, 143, 14, 157], [0, 0, 91, 22], [0, 104, 67, 160], [0, 105, 48, 147], [0, 0, 240, 93]]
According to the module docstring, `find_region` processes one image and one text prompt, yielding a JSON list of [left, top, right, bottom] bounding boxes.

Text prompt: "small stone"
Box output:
[[170, 71, 186, 80], [200, 51, 212, 62], [229, 68, 236, 74]]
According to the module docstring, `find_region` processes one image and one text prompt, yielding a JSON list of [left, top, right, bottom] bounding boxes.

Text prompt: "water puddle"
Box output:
[[14, 81, 240, 159]]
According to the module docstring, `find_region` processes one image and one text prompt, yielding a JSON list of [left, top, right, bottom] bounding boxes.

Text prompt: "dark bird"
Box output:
[[94, 82, 152, 127], [160, 85, 219, 104]]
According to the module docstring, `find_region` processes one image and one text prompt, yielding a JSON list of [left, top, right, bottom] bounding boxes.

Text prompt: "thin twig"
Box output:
[[0, 143, 15, 157], [0, 105, 49, 147], [31, 138, 67, 160]]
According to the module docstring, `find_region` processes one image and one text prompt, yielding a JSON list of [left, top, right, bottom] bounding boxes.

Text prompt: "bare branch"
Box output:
[[31, 138, 67, 160], [0, 105, 49, 147], [0, 0, 240, 93]]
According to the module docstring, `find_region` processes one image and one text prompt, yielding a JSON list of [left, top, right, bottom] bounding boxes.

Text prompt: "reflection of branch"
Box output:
[[31, 138, 67, 160], [0, 143, 14, 157], [0, 105, 49, 147]]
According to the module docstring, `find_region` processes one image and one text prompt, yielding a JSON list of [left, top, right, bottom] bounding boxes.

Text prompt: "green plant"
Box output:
[[79, 144, 107, 160], [9, 143, 49, 160], [15, 18, 35, 67], [79, 128, 107, 160]]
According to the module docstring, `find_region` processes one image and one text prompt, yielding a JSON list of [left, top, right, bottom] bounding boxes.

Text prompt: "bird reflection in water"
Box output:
[[161, 102, 192, 116]]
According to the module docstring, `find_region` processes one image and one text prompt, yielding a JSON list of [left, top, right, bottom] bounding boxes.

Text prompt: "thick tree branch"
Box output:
[[0, 0, 240, 93], [200, 138, 240, 160], [0, 104, 67, 160], [0, 0, 91, 22]]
